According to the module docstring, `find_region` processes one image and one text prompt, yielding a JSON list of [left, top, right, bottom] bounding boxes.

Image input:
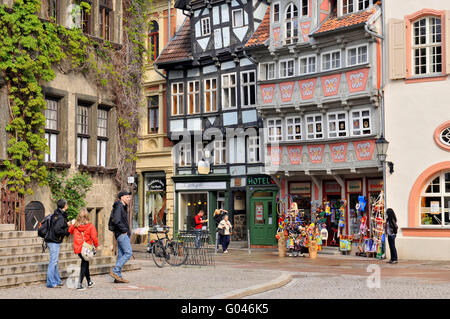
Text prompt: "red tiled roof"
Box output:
[[314, 7, 377, 35], [245, 7, 270, 48], [155, 17, 192, 65]]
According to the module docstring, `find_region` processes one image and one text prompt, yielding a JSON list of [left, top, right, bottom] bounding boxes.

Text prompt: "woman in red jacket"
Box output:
[[69, 208, 99, 290]]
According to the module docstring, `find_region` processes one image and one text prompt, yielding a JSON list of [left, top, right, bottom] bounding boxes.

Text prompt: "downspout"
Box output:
[[168, 0, 171, 41], [154, 64, 167, 79]]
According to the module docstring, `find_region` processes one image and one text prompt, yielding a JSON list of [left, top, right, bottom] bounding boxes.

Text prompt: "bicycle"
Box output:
[[147, 226, 188, 268]]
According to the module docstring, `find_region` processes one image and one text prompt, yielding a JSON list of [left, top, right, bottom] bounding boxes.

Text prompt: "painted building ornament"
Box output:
[[287, 145, 303, 165], [300, 21, 311, 42], [260, 84, 276, 104], [345, 68, 370, 93], [329, 142, 348, 163], [321, 74, 341, 97], [299, 78, 316, 100], [307, 144, 325, 164], [268, 146, 282, 165], [273, 27, 280, 46], [279, 81, 295, 102], [353, 140, 375, 161]]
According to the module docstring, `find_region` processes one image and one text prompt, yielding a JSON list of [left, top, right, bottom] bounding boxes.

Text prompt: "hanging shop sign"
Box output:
[[353, 140, 375, 161], [329, 142, 348, 163], [307, 144, 325, 164], [321, 74, 341, 97], [268, 146, 282, 165], [300, 21, 311, 42], [346, 68, 370, 93], [279, 82, 295, 102], [247, 175, 275, 186], [287, 145, 303, 165], [290, 182, 311, 195], [147, 178, 166, 192], [368, 179, 383, 192], [347, 180, 362, 193], [324, 181, 340, 194], [260, 84, 276, 104], [299, 78, 317, 100], [273, 27, 280, 46]]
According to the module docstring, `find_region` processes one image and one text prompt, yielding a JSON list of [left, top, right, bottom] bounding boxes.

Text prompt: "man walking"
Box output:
[[109, 191, 133, 283], [46, 199, 70, 288]]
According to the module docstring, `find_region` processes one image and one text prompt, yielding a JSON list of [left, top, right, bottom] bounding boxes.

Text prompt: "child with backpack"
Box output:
[[69, 208, 99, 290]]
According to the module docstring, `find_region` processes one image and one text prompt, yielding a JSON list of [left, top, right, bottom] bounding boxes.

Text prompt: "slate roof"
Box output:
[[155, 17, 192, 65], [313, 6, 378, 35], [244, 7, 270, 49]]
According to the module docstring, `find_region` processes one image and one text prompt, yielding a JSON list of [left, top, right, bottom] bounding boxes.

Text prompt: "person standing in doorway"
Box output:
[[194, 210, 208, 249], [45, 199, 70, 288], [69, 208, 99, 290], [218, 214, 233, 253], [386, 208, 398, 264], [109, 191, 133, 283], [214, 209, 227, 252]]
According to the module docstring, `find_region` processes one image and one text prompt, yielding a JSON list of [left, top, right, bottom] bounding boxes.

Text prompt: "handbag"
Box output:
[[80, 231, 95, 261], [218, 228, 225, 236]]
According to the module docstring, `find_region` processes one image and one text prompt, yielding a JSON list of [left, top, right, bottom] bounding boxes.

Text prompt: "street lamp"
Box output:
[[375, 136, 394, 174]]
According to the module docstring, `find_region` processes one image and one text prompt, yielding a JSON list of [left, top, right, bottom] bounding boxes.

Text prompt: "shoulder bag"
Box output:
[[80, 230, 95, 261]]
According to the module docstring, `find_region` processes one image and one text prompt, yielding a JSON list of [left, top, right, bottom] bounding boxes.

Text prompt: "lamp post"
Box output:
[[375, 136, 389, 207]]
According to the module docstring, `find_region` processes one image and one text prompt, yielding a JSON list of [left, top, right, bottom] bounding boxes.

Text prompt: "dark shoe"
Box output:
[[109, 270, 121, 281], [387, 260, 394, 264], [77, 284, 86, 291], [47, 285, 62, 288], [87, 281, 95, 288], [392, 261, 398, 264]]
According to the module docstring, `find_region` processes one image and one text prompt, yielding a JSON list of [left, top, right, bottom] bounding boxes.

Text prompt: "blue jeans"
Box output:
[[46, 242, 62, 288], [195, 229, 202, 249], [113, 234, 132, 277]]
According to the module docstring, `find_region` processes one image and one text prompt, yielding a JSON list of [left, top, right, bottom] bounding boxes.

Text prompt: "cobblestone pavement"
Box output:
[[1, 246, 450, 299]]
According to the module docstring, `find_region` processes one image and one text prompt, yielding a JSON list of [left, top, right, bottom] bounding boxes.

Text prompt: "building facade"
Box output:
[[135, 0, 178, 237], [155, 0, 269, 243], [0, 0, 124, 256], [246, 0, 385, 246], [385, 0, 450, 260]]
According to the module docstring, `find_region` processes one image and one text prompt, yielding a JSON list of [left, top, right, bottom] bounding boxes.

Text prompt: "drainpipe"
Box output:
[[154, 65, 167, 79], [168, 0, 171, 42]]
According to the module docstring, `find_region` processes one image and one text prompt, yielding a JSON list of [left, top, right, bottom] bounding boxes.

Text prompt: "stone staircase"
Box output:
[[0, 224, 140, 288]]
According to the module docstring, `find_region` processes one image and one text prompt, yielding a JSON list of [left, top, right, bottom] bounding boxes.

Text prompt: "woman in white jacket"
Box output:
[[218, 214, 232, 253]]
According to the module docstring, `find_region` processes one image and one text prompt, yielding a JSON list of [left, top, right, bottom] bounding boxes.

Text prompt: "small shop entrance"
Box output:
[[250, 191, 277, 246], [179, 192, 208, 231]]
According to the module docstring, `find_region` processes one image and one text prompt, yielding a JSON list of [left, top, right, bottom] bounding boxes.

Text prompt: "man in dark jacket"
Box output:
[[109, 191, 133, 283], [46, 199, 70, 288]]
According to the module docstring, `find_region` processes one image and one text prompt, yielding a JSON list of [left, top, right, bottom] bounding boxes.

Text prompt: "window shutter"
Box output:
[[388, 19, 406, 79], [446, 11, 450, 74]]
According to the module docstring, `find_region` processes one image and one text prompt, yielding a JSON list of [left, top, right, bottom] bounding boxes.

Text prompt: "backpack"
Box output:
[[191, 215, 198, 229], [108, 209, 116, 232], [37, 214, 52, 239]]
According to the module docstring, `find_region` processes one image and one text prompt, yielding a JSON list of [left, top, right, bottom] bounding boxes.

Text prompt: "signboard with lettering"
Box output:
[[368, 179, 383, 192], [260, 84, 276, 104], [299, 78, 317, 100], [279, 81, 295, 102], [147, 178, 165, 192], [347, 180, 362, 193], [247, 176, 275, 186], [346, 68, 370, 93], [353, 140, 375, 161], [324, 181, 341, 194], [329, 142, 348, 163], [321, 74, 341, 97], [287, 145, 303, 165], [290, 182, 311, 195], [307, 144, 325, 164]]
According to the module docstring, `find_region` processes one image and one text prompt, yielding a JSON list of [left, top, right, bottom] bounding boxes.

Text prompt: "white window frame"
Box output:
[[232, 9, 244, 28], [179, 143, 192, 167], [280, 59, 295, 78], [419, 171, 450, 227], [340, 0, 373, 16], [187, 80, 200, 115], [273, 2, 280, 22], [357, 0, 372, 11], [300, 0, 309, 17], [213, 140, 226, 165], [347, 44, 368, 67], [285, 116, 302, 141], [241, 70, 256, 108], [327, 111, 348, 138], [195, 141, 204, 163], [412, 16, 443, 76], [321, 50, 341, 71], [306, 114, 324, 140], [221, 73, 237, 109], [201, 17, 211, 36], [299, 55, 316, 75], [267, 118, 283, 142], [350, 109, 371, 136], [44, 98, 58, 163], [247, 136, 260, 163], [259, 62, 276, 80], [96, 108, 108, 167], [171, 82, 184, 116], [204, 78, 217, 113], [284, 3, 298, 45]]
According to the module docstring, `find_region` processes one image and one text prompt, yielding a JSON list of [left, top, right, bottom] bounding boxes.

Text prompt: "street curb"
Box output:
[[210, 272, 293, 299]]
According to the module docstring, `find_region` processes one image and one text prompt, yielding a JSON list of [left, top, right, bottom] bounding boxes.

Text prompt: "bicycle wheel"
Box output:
[[151, 241, 166, 268], [166, 240, 188, 266]]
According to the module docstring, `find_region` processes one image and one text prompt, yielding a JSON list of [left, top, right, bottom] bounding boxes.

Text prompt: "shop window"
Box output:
[[187, 80, 200, 114], [412, 16, 442, 75], [328, 112, 348, 138], [241, 71, 256, 107], [222, 73, 237, 109], [204, 78, 217, 112], [144, 175, 166, 227], [76, 103, 90, 166], [148, 96, 159, 133], [306, 114, 323, 140], [180, 193, 208, 230], [299, 55, 316, 75], [284, 3, 298, 45], [148, 20, 159, 61], [267, 118, 283, 142], [420, 172, 450, 226], [351, 109, 371, 136], [171, 82, 184, 116], [280, 59, 295, 78], [99, 0, 112, 40], [96, 108, 108, 167], [286, 116, 302, 140], [347, 44, 368, 66], [260, 62, 275, 80], [322, 50, 341, 71], [44, 97, 59, 163]]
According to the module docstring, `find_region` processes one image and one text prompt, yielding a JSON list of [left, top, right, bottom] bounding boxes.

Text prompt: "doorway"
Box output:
[[179, 192, 208, 231], [250, 191, 277, 246], [24, 201, 45, 231], [324, 194, 341, 246]]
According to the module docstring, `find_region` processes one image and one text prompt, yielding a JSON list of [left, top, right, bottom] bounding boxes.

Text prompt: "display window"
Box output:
[[179, 192, 208, 230], [346, 179, 363, 237], [289, 182, 312, 222], [144, 174, 166, 227], [420, 171, 450, 226]]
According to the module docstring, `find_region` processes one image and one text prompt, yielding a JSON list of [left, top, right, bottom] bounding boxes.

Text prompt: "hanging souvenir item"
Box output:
[[325, 202, 331, 215]]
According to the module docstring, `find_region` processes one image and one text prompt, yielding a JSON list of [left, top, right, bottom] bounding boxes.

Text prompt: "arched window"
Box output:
[[420, 171, 450, 226], [412, 16, 442, 75], [284, 3, 298, 45], [148, 20, 159, 61]]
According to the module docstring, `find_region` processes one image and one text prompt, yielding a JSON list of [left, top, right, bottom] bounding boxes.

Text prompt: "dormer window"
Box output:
[[285, 3, 298, 45], [340, 0, 373, 16]]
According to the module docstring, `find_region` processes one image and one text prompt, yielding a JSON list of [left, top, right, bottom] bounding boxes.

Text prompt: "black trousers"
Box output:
[[387, 234, 398, 262], [78, 253, 91, 284], [221, 235, 230, 252]]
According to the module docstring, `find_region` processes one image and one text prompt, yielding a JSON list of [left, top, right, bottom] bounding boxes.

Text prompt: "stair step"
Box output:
[[0, 243, 73, 257], [0, 262, 141, 288], [0, 256, 116, 276], [0, 231, 38, 240], [0, 250, 77, 266], [0, 224, 15, 232], [0, 237, 44, 248]]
